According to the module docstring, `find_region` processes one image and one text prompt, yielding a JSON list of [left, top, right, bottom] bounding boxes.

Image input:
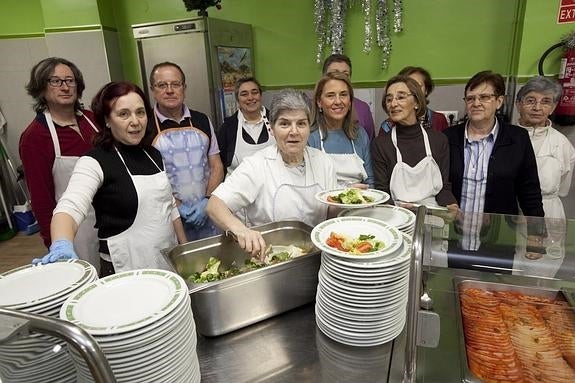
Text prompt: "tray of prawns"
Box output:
[[454, 278, 575, 383]]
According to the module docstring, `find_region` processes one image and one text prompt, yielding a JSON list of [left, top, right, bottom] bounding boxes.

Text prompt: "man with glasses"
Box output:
[[444, 70, 544, 255], [149, 61, 224, 241], [19, 57, 100, 271]]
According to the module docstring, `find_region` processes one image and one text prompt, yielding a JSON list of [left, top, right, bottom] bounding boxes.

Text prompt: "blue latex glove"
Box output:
[[188, 198, 209, 227], [32, 239, 78, 265], [178, 202, 195, 224]]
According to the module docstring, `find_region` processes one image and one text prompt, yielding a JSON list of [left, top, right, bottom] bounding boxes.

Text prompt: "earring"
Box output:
[[414, 106, 418, 110], [319, 107, 323, 113]]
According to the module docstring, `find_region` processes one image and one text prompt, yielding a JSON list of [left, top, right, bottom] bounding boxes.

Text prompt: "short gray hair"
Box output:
[[516, 76, 562, 103], [269, 89, 311, 125]]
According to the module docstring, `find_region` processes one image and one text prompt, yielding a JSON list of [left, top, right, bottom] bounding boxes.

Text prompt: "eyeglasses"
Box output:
[[48, 77, 76, 87], [520, 96, 555, 108], [384, 92, 413, 104], [153, 81, 183, 91], [463, 94, 498, 104]]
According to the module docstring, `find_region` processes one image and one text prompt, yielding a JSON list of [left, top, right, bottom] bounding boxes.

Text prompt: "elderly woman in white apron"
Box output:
[[372, 75, 458, 211], [33, 82, 187, 276], [308, 72, 373, 189], [207, 89, 337, 258], [512, 76, 575, 277]]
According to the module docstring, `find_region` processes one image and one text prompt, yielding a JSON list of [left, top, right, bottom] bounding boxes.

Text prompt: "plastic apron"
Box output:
[[513, 130, 565, 277], [45, 111, 100, 272], [318, 129, 367, 188], [389, 125, 442, 207], [227, 109, 274, 177], [271, 152, 327, 228], [103, 147, 176, 273], [152, 115, 220, 241]]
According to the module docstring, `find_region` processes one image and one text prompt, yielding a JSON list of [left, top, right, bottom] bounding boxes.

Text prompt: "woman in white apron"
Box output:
[[20, 58, 101, 271], [308, 72, 373, 188], [513, 76, 575, 277], [207, 89, 337, 259], [34, 82, 186, 276], [371, 75, 458, 211]]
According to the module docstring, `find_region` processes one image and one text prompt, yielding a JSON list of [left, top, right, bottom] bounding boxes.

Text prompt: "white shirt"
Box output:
[[213, 145, 337, 226]]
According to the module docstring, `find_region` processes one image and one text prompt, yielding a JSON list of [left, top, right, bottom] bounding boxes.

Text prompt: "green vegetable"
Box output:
[[358, 234, 375, 240], [331, 189, 374, 204]]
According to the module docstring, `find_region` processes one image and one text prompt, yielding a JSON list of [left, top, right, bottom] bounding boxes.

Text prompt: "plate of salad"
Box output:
[[311, 217, 403, 259], [315, 188, 390, 208]]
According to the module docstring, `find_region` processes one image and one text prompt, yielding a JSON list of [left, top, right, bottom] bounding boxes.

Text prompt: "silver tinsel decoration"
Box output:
[[392, 0, 403, 33], [362, 0, 372, 54], [313, 0, 403, 69], [376, 0, 391, 69]]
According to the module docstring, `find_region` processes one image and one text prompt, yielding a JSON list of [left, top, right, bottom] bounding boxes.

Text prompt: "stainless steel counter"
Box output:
[[196, 303, 400, 383]]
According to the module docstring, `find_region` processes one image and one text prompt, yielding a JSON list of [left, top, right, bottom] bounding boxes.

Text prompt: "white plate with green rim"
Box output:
[[311, 217, 402, 260], [315, 188, 390, 209], [338, 204, 415, 230], [60, 269, 187, 335], [0, 260, 96, 309]]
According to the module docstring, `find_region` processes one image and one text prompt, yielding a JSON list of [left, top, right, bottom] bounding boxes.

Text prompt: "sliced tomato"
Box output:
[[355, 242, 373, 253], [326, 233, 347, 251]]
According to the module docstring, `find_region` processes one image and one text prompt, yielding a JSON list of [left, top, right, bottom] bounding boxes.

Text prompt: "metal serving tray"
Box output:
[[163, 221, 320, 336], [453, 278, 565, 383]]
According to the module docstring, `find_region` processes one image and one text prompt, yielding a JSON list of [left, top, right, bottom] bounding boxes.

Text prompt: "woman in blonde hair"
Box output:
[[308, 72, 373, 188]]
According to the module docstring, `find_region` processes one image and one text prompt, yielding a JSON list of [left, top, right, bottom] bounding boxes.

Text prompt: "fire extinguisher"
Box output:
[[538, 31, 575, 126]]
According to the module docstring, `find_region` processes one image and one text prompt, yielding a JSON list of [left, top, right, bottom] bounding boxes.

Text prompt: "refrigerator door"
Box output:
[[134, 19, 214, 122]]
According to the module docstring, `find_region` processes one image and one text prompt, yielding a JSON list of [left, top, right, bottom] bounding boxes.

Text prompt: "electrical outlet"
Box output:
[[437, 110, 459, 125]]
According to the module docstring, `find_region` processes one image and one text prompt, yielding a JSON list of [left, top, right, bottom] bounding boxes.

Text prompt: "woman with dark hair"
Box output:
[[308, 72, 373, 188], [371, 75, 457, 210], [217, 76, 275, 177], [380, 66, 449, 133], [33, 81, 186, 276], [19, 57, 100, 271]]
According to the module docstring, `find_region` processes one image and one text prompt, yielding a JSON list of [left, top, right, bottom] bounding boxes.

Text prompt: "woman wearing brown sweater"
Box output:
[[371, 75, 458, 211]]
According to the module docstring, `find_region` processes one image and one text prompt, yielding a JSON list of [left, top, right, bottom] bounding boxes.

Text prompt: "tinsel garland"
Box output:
[[314, 0, 403, 69]]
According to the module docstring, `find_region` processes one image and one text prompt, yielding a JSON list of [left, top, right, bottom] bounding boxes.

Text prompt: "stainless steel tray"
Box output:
[[163, 221, 320, 336], [453, 278, 564, 383]]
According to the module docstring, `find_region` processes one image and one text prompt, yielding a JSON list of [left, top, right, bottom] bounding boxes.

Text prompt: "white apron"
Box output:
[[153, 116, 220, 240], [270, 153, 327, 227], [318, 129, 367, 187], [103, 148, 176, 273], [536, 129, 565, 220], [227, 109, 274, 177], [45, 111, 100, 272], [513, 129, 566, 276], [389, 125, 442, 207]]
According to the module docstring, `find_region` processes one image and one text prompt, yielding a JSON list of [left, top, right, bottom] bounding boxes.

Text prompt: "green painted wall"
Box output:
[[518, 0, 575, 78], [2, 0, 575, 86], [40, 0, 100, 30], [0, 1, 44, 37]]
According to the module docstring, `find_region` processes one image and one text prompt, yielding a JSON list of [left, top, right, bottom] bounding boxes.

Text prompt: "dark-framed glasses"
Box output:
[[520, 96, 555, 108], [463, 94, 497, 104], [153, 81, 183, 91], [48, 77, 76, 87], [384, 92, 413, 104]]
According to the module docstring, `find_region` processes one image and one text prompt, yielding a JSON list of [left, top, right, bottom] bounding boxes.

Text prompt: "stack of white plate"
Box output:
[[60, 269, 200, 383], [338, 205, 416, 236], [0, 260, 98, 383], [311, 217, 411, 347]]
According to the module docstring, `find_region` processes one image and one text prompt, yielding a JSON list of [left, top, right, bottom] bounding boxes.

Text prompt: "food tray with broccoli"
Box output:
[[315, 188, 390, 208]]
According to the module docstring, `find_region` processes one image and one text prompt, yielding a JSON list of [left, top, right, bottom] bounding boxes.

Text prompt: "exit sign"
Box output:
[[558, 0, 575, 24]]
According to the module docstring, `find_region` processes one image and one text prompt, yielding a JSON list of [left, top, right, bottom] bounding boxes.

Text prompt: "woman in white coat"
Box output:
[[513, 76, 575, 276], [33, 82, 186, 276], [206, 89, 337, 258]]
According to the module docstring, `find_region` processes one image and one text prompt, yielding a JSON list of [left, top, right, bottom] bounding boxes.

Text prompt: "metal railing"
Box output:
[[403, 205, 427, 383], [0, 307, 116, 383]]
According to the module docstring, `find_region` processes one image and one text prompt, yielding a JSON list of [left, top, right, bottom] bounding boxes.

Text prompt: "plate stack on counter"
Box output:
[[338, 205, 416, 236], [311, 217, 412, 347], [0, 260, 98, 383], [59, 269, 200, 383]]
